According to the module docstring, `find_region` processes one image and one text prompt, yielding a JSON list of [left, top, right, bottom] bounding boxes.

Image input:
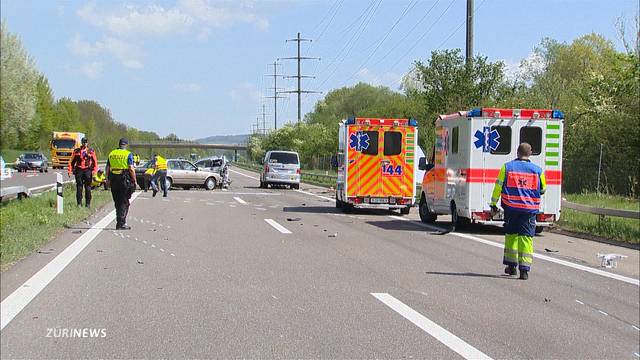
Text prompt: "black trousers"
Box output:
[[74, 169, 92, 206], [109, 173, 132, 227]]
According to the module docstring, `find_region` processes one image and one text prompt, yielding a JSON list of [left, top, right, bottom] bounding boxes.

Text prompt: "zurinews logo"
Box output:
[[46, 328, 106, 338]]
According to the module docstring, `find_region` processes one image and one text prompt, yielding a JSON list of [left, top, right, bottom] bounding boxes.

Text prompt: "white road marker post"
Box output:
[[56, 172, 63, 214]]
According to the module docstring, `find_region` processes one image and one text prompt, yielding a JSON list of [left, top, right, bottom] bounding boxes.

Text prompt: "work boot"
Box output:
[[152, 189, 157, 197], [163, 194, 167, 197], [519, 270, 529, 280], [116, 224, 131, 230], [504, 266, 517, 276]]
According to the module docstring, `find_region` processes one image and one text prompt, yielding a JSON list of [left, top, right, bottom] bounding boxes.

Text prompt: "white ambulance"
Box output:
[[417, 108, 563, 233]]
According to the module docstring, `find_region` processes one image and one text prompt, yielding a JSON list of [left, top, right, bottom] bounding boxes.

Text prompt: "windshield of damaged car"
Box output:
[[268, 152, 298, 164]]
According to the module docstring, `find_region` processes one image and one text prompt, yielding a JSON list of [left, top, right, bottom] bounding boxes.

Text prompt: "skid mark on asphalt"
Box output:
[[575, 299, 640, 332], [111, 231, 176, 257]]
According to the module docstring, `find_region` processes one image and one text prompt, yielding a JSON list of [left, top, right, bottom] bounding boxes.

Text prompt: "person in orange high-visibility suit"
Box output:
[[490, 143, 546, 280], [68, 137, 98, 207]]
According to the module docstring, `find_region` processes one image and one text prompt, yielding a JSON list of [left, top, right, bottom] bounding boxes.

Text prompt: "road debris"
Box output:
[[72, 230, 82, 234], [597, 253, 627, 268], [328, 233, 338, 237], [287, 217, 301, 221], [544, 248, 559, 253], [544, 298, 551, 303], [136, 259, 144, 265]]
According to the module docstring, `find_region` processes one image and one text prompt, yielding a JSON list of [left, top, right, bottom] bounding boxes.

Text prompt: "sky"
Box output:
[[2, 0, 638, 139]]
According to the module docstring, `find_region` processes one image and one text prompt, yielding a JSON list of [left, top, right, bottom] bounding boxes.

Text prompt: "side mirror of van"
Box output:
[[330, 154, 338, 168], [418, 157, 427, 171]]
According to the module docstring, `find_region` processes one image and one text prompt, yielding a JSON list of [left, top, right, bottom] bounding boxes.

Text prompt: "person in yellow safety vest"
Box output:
[[91, 169, 107, 190], [105, 138, 137, 230], [150, 153, 168, 197], [133, 153, 140, 166], [143, 167, 156, 192], [490, 142, 546, 280]]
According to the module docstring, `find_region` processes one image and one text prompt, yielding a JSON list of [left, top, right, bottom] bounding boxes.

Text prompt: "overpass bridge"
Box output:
[[129, 141, 247, 161]]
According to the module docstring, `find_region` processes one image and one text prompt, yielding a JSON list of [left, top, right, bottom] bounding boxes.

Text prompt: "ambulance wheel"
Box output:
[[400, 206, 411, 215], [419, 196, 437, 223], [535, 226, 544, 235], [450, 202, 470, 229]]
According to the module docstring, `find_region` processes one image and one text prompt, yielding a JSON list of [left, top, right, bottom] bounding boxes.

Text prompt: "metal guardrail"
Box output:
[[0, 186, 31, 201], [562, 200, 640, 220]]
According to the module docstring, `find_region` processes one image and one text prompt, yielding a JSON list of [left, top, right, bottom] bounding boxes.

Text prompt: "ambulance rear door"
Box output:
[[380, 125, 414, 201], [346, 124, 383, 198]]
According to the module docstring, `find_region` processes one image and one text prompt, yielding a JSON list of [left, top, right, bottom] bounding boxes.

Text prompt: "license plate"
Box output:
[[370, 198, 388, 204]]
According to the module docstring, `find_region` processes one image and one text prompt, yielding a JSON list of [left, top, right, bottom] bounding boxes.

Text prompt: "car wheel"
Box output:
[[44, 167, 48, 173], [204, 177, 217, 190], [292, 183, 300, 190], [535, 226, 544, 235], [450, 201, 470, 229], [165, 177, 173, 189], [419, 195, 437, 223]]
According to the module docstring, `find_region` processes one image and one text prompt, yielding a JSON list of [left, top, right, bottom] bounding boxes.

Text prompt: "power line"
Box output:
[[264, 61, 286, 130], [343, 0, 419, 83], [370, 0, 442, 68], [315, 0, 383, 90], [279, 32, 321, 123]]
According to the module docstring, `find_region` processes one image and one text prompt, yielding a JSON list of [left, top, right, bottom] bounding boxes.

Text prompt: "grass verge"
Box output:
[[0, 184, 113, 271], [558, 193, 639, 244]]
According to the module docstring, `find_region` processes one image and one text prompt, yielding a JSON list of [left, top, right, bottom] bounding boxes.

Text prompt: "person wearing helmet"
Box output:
[[68, 137, 98, 207]]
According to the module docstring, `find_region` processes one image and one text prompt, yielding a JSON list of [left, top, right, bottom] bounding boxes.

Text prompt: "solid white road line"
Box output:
[[295, 189, 335, 202], [233, 196, 247, 205], [0, 192, 141, 331], [387, 216, 640, 286], [264, 219, 292, 234], [371, 293, 492, 360], [229, 168, 259, 180]]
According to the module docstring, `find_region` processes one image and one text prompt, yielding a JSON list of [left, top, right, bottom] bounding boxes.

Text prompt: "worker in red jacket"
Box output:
[[68, 137, 98, 207]]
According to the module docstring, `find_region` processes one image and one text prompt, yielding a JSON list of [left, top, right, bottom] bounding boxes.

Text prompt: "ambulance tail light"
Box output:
[[472, 212, 491, 221], [536, 213, 555, 222]]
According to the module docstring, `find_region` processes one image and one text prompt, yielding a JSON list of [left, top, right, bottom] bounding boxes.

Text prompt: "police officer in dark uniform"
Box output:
[[68, 137, 98, 207], [105, 138, 137, 230]]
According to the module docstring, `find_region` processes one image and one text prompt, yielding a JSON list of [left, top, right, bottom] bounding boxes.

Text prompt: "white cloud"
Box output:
[[76, 0, 268, 39], [79, 61, 104, 79], [77, 2, 193, 37], [175, 82, 202, 93], [68, 35, 144, 69], [229, 82, 259, 104], [355, 68, 402, 88]]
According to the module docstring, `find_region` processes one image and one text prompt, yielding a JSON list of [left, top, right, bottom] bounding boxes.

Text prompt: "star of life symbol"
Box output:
[[518, 178, 528, 187], [473, 126, 500, 152], [349, 131, 370, 152]]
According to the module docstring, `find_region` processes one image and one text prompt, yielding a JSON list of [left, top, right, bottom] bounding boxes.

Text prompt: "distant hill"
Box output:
[[196, 134, 249, 145]]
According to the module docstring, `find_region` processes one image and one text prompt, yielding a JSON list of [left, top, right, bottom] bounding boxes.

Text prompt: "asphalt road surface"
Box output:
[[1, 168, 638, 359], [0, 168, 69, 192]]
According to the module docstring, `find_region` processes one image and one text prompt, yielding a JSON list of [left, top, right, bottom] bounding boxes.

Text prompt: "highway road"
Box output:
[[1, 167, 638, 358], [0, 168, 69, 192]]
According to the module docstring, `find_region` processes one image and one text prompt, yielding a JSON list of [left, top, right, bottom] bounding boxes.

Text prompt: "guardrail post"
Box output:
[[56, 173, 63, 214]]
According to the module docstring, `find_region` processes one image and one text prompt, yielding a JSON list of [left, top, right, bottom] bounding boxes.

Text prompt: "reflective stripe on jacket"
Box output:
[[491, 159, 546, 214], [68, 146, 97, 173]]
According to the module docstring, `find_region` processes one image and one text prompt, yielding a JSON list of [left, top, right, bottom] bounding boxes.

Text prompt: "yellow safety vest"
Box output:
[[144, 168, 156, 175], [156, 155, 167, 170], [108, 149, 131, 174]]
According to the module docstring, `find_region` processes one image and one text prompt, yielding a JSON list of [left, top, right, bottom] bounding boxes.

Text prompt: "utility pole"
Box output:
[[260, 104, 268, 136], [465, 0, 474, 65], [265, 61, 286, 130], [280, 32, 320, 123]]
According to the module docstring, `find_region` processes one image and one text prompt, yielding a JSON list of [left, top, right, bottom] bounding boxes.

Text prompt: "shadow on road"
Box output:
[[366, 220, 429, 232], [425, 271, 516, 280], [283, 206, 340, 214]]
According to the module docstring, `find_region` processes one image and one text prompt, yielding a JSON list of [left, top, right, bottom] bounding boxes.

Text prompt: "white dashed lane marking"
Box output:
[[233, 196, 247, 205], [264, 219, 292, 234]]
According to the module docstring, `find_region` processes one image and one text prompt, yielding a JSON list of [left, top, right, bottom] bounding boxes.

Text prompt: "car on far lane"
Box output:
[[135, 159, 221, 190], [15, 152, 49, 173], [260, 150, 300, 189]]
